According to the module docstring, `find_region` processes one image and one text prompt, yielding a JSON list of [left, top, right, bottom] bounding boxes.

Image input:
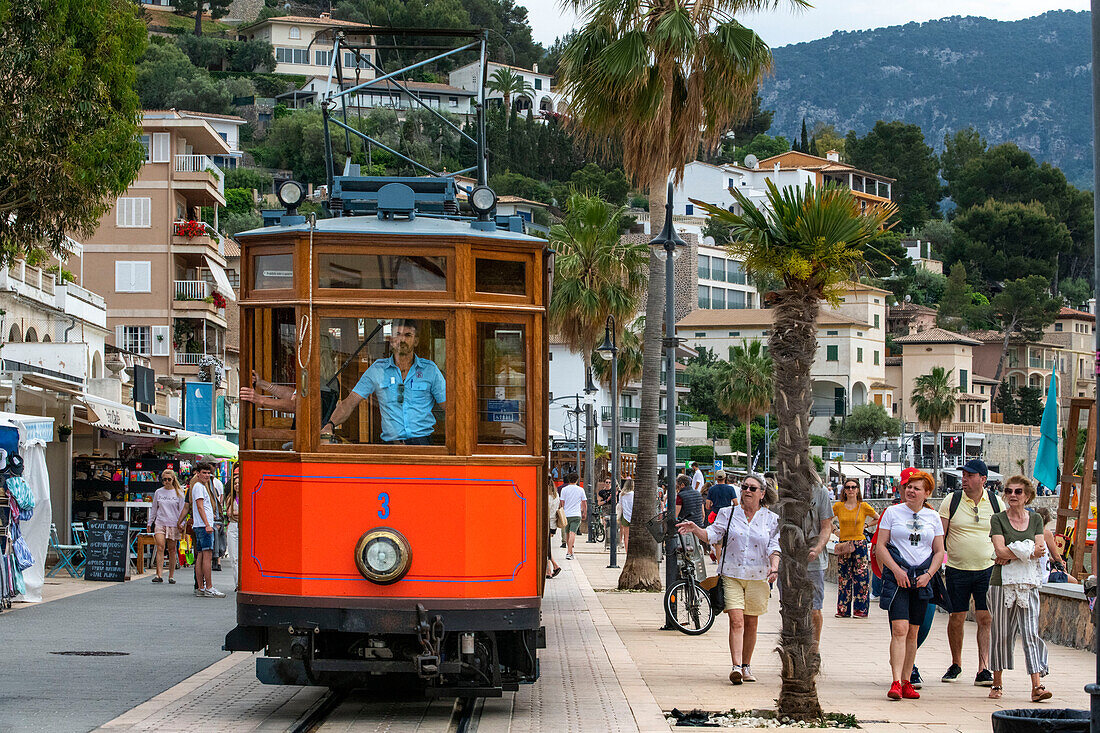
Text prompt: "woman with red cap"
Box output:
[[875, 468, 947, 700]]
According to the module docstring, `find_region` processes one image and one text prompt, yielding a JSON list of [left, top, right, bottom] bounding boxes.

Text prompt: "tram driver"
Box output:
[[321, 319, 446, 445]]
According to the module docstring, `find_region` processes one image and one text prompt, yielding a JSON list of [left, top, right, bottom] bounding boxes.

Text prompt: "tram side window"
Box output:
[[475, 258, 526, 296], [253, 253, 294, 290], [318, 253, 446, 291], [244, 307, 297, 450], [320, 317, 447, 447], [477, 323, 526, 445]]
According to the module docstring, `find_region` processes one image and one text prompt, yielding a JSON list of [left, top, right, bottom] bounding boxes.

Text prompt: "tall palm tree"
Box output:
[[559, 0, 805, 592], [696, 181, 896, 718], [486, 67, 534, 117], [718, 339, 773, 470], [910, 366, 958, 490]]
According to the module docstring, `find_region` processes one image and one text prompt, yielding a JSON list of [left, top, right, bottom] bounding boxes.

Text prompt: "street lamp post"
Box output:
[[1088, 1, 1100, 727], [584, 368, 598, 543], [598, 316, 620, 568], [650, 181, 686, 628]]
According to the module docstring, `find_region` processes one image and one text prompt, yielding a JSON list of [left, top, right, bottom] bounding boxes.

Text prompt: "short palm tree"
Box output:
[[560, 0, 805, 593], [910, 366, 958, 490], [696, 180, 897, 718], [718, 340, 773, 470], [486, 67, 534, 116]]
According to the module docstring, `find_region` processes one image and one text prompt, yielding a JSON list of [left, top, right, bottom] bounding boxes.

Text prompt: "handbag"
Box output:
[[555, 508, 568, 530], [704, 507, 737, 610]]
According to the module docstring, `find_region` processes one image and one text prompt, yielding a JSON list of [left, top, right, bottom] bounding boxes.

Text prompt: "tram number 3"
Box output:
[[377, 492, 390, 519]]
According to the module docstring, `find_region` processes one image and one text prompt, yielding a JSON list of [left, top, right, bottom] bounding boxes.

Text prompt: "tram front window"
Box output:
[[320, 317, 446, 446], [244, 307, 298, 450], [477, 323, 526, 445]]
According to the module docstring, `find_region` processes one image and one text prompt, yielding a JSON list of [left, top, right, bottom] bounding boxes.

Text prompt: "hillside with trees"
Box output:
[[762, 11, 1095, 188]]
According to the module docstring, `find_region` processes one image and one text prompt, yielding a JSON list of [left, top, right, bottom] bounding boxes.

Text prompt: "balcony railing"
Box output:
[[7, 263, 56, 295], [810, 397, 843, 417], [660, 372, 690, 387], [175, 280, 211, 300], [658, 410, 692, 426], [174, 154, 224, 193], [600, 406, 641, 423], [1028, 357, 1056, 370], [175, 352, 217, 366]]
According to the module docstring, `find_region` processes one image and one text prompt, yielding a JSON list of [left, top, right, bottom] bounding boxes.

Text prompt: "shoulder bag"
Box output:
[[555, 507, 568, 530], [702, 507, 737, 610]]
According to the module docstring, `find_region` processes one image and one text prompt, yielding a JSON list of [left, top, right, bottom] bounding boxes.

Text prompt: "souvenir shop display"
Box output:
[[0, 429, 31, 611]]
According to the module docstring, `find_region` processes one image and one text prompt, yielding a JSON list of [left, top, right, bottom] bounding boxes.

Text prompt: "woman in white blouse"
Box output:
[[678, 473, 780, 685]]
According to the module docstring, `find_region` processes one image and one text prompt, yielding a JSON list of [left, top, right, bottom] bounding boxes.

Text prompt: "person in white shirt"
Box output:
[[210, 473, 226, 571], [691, 462, 704, 493], [678, 473, 779, 686], [618, 478, 635, 554], [180, 463, 226, 598], [558, 472, 587, 560]]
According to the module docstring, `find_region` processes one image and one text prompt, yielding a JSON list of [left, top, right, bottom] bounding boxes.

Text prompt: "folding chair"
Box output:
[[47, 523, 84, 577]]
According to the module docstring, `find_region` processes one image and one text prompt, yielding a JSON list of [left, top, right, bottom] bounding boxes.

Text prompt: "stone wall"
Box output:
[[1037, 584, 1094, 651], [624, 231, 699, 325]]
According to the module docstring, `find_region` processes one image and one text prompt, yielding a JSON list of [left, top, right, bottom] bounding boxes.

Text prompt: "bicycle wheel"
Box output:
[[593, 522, 605, 543], [664, 580, 716, 635]]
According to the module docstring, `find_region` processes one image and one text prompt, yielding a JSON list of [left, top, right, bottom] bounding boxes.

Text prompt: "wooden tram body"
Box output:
[[225, 193, 549, 696]]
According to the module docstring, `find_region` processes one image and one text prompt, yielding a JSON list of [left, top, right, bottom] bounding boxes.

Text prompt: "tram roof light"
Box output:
[[469, 185, 497, 216], [277, 180, 305, 214]]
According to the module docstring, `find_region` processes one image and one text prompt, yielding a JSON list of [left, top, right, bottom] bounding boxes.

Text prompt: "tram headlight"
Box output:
[[469, 185, 496, 216], [277, 180, 305, 214], [354, 528, 411, 584]]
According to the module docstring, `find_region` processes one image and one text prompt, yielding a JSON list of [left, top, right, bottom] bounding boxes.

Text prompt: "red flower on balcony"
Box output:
[[174, 220, 206, 238], [211, 291, 227, 309]]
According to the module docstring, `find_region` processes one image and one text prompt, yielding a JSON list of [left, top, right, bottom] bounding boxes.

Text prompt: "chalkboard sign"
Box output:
[[84, 520, 130, 582]]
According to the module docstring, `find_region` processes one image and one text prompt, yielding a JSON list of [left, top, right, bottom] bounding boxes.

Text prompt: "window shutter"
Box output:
[[115, 261, 132, 292], [115, 325, 126, 349], [116, 198, 130, 227], [135, 261, 151, 292], [138, 198, 151, 227], [152, 133, 170, 163], [151, 325, 169, 356]]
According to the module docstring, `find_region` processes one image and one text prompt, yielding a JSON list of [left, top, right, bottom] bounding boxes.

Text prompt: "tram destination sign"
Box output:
[[84, 520, 130, 582]]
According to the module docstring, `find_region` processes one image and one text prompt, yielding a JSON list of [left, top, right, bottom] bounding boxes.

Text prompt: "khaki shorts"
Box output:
[[721, 576, 771, 616], [566, 516, 582, 535]]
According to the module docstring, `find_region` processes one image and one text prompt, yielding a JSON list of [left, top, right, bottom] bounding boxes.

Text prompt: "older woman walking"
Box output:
[[833, 478, 879, 618], [677, 473, 779, 685], [146, 469, 186, 584], [876, 469, 945, 700], [987, 475, 1050, 702]]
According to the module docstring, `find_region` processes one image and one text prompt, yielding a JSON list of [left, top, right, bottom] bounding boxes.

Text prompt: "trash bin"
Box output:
[[990, 709, 1089, 733]]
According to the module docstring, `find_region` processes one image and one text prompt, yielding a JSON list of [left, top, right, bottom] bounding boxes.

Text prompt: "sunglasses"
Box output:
[[844, 484, 859, 490], [1005, 487, 1027, 496], [741, 484, 761, 492], [161, 476, 171, 483]]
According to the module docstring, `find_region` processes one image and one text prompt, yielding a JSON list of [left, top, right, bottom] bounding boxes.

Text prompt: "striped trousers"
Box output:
[[987, 585, 1049, 676]]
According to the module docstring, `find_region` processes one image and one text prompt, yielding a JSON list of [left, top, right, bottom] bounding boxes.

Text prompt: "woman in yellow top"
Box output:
[[832, 479, 879, 618]]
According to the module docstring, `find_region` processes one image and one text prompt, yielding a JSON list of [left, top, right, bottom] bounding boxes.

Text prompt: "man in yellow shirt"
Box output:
[[938, 459, 1001, 686]]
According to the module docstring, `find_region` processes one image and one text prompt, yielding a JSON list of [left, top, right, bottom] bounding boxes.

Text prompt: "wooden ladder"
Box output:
[[1055, 397, 1096, 579]]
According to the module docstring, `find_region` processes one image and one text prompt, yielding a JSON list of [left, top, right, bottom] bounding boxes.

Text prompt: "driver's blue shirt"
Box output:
[[352, 355, 445, 441]]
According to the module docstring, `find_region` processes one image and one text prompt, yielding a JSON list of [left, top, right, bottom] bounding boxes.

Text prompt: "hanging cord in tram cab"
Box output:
[[297, 213, 317, 374]]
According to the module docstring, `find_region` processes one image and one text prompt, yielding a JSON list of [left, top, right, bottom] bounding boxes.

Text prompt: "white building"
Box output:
[[176, 110, 246, 170], [283, 78, 477, 119], [237, 13, 375, 80], [448, 61, 565, 115]]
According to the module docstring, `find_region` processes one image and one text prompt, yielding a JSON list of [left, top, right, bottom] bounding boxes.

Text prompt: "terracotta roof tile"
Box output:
[[891, 327, 982, 346], [677, 307, 870, 329], [1058, 306, 1095, 320]]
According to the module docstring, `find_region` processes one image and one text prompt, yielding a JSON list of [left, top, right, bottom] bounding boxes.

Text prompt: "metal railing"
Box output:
[[660, 371, 690, 387], [1028, 357, 1056, 370], [600, 406, 641, 423], [810, 397, 842, 417], [174, 280, 211, 300], [174, 154, 224, 193], [175, 352, 215, 366]]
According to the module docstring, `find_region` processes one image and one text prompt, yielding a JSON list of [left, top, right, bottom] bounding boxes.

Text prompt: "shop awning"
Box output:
[[81, 395, 140, 433], [943, 467, 1004, 482], [136, 411, 184, 431], [828, 461, 902, 479], [204, 256, 237, 302]]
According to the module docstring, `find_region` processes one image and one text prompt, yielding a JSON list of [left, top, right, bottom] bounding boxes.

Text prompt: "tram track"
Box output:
[[288, 690, 484, 733]]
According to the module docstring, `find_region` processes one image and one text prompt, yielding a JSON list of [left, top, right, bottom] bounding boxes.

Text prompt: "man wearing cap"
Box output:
[[705, 470, 738, 517], [938, 458, 999, 686]]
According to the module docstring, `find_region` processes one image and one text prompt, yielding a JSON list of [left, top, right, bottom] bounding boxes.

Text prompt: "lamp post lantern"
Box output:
[[650, 181, 686, 628], [597, 316, 620, 568]]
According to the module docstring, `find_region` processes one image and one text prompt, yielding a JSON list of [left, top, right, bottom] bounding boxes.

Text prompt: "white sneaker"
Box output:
[[204, 588, 226, 598], [194, 588, 205, 597]]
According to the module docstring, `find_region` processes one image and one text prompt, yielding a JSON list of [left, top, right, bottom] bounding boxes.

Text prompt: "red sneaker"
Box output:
[[887, 681, 903, 700], [901, 681, 921, 699]]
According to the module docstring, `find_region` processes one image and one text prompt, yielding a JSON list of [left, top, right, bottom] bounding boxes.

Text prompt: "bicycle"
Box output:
[[645, 513, 716, 635], [590, 507, 606, 544]]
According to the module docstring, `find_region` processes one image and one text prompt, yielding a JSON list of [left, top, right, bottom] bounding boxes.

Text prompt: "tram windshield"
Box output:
[[243, 307, 298, 451], [320, 317, 446, 446]]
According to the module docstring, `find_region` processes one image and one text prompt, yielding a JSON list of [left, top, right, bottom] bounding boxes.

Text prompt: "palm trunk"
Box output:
[[933, 428, 942, 492], [743, 412, 753, 471], [770, 286, 824, 719], [194, 4, 202, 36], [617, 60, 675, 591]]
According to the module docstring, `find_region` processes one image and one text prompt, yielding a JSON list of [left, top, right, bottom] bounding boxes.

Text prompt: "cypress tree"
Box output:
[[800, 118, 809, 155]]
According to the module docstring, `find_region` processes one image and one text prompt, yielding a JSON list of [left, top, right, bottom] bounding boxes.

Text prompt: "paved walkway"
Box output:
[[571, 537, 1097, 732]]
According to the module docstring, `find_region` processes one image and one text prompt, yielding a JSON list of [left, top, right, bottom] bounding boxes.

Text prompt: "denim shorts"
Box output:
[[194, 526, 214, 552]]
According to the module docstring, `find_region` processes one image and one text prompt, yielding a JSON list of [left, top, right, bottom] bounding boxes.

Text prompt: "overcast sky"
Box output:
[[522, 0, 1089, 48]]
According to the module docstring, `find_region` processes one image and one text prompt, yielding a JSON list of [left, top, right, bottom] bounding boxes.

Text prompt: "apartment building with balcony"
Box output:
[[449, 61, 561, 115], [237, 13, 376, 80], [1044, 307, 1097, 402], [281, 78, 477, 120], [81, 111, 238, 419]]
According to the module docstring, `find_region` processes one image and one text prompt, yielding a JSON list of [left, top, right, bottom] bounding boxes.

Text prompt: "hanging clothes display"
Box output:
[[16, 438, 51, 602]]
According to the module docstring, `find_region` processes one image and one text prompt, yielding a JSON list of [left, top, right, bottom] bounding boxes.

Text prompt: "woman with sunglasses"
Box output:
[[677, 473, 779, 685], [146, 469, 186, 584], [833, 478, 879, 618], [876, 469, 946, 700], [987, 475, 1050, 702]]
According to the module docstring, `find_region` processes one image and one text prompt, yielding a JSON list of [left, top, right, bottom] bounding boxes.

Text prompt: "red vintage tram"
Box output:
[[223, 176, 550, 695]]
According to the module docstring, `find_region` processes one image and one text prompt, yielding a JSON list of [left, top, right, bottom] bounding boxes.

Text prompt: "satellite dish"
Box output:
[[744, 154, 759, 170], [904, 294, 912, 303], [702, 236, 715, 247]]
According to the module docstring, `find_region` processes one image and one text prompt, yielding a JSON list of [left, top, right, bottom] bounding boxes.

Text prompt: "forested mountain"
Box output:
[[762, 11, 1094, 188]]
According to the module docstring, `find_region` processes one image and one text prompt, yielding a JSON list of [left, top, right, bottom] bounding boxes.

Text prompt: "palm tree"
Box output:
[[486, 67, 534, 117], [718, 339, 773, 470], [591, 317, 644, 397], [910, 366, 958, 490], [559, 0, 804, 593], [696, 181, 897, 718]]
